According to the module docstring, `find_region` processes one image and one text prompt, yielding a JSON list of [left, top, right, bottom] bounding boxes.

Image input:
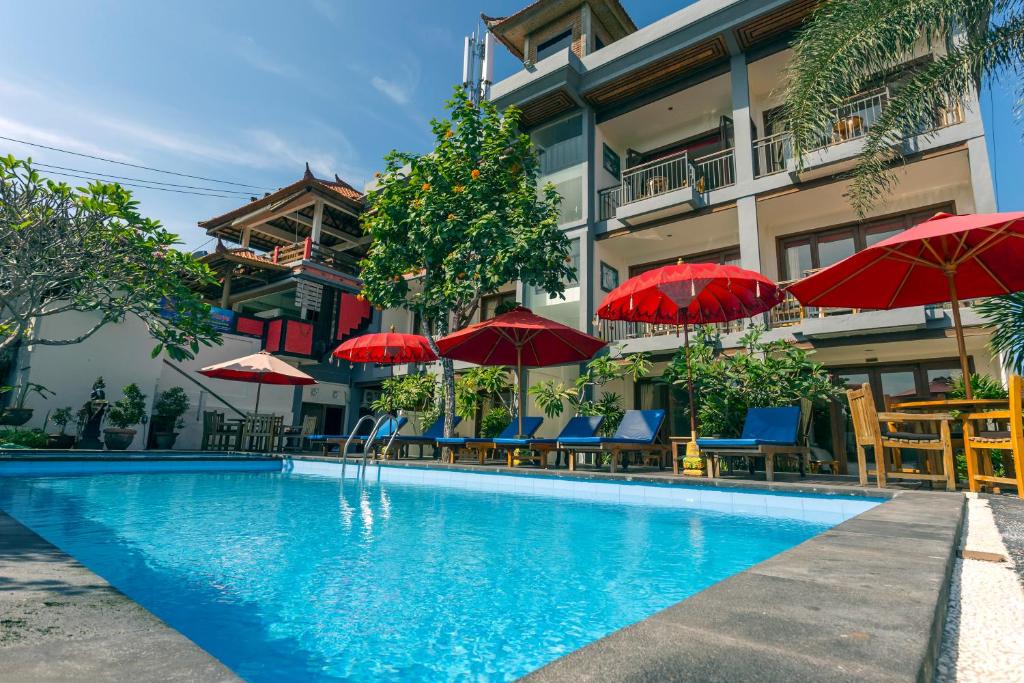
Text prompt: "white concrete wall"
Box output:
[[19, 310, 298, 450]]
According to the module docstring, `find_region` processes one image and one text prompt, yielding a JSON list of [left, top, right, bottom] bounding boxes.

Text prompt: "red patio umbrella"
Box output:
[[199, 351, 316, 414], [332, 331, 437, 365], [787, 212, 1024, 398], [435, 306, 607, 436], [598, 262, 784, 447]]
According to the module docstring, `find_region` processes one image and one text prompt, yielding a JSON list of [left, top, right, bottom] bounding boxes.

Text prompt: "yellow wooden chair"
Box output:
[[846, 383, 956, 491], [963, 375, 1024, 496]]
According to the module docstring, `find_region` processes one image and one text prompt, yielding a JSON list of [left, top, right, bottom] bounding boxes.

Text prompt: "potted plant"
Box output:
[[103, 384, 147, 450], [0, 382, 54, 426], [150, 387, 189, 449], [46, 407, 76, 449]]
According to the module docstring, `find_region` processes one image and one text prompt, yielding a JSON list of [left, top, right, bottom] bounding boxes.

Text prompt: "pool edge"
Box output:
[[0, 511, 240, 682], [522, 490, 965, 683]]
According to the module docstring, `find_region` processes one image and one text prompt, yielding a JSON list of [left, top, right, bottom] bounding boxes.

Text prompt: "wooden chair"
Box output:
[[846, 383, 956, 491], [963, 375, 1023, 496], [201, 410, 241, 451], [241, 413, 283, 452], [282, 415, 317, 452]]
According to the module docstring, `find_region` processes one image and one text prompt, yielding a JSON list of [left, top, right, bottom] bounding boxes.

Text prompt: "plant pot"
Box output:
[[0, 408, 33, 426], [103, 428, 136, 450], [152, 432, 179, 450], [46, 434, 76, 449]]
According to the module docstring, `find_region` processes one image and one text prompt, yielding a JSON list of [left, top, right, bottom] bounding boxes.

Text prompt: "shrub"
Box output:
[[479, 406, 511, 438], [49, 407, 75, 434], [0, 429, 48, 448], [152, 387, 190, 431], [106, 384, 147, 430]]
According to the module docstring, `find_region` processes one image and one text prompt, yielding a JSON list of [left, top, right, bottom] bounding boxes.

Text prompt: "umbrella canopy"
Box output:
[[597, 262, 783, 445], [436, 306, 606, 435], [598, 262, 784, 325], [333, 332, 437, 365], [787, 211, 1024, 398], [199, 351, 316, 414]]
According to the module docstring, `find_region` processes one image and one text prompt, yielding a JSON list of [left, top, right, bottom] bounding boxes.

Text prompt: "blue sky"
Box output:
[[1, 1, 1020, 250]]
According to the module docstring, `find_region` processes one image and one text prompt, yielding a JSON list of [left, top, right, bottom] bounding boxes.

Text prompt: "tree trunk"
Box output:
[[423, 317, 457, 441]]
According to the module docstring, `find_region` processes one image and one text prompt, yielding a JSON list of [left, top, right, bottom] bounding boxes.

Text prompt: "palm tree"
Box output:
[[977, 293, 1024, 373], [783, 0, 1024, 215]]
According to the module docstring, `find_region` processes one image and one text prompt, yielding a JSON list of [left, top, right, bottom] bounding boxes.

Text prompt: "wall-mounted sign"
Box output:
[[208, 306, 236, 333], [600, 262, 619, 292], [602, 143, 620, 180]]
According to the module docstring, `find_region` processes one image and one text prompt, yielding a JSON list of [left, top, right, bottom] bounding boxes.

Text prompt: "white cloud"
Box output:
[[371, 76, 413, 105], [0, 115, 137, 163], [229, 36, 296, 78]]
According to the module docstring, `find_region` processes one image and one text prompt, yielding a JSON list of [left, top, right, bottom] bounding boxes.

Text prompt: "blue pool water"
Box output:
[[0, 464, 871, 681]]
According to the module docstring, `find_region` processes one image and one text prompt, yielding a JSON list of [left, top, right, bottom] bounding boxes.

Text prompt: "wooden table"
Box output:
[[890, 398, 1009, 478]]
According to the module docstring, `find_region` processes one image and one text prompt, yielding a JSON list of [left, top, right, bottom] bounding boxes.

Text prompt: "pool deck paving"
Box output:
[[0, 453, 971, 682], [0, 512, 238, 682]]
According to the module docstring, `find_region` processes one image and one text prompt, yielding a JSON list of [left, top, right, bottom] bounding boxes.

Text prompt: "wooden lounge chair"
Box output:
[[392, 416, 462, 459], [492, 415, 605, 469], [963, 374, 1023, 496], [697, 406, 810, 481], [558, 409, 668, 473], [281, 415, 318, 452], [437, 417, 544, 465], [309, 416, 408, 458], [846, 383, 956, 491]]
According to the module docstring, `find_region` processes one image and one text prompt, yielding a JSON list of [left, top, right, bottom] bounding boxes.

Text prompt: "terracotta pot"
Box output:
[[103, 428, 136, 450]]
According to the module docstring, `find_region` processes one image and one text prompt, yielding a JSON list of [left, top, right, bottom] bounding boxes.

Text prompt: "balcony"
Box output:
[[596, 318, 746, 347], [272, 238, 361, 278], [597, 148, 736, 223], [751, 88, 965, 180]]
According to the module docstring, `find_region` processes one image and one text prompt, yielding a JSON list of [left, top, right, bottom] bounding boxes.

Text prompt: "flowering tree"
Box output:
[[0, 156, 221, 365], [360, 88, 574, 436]]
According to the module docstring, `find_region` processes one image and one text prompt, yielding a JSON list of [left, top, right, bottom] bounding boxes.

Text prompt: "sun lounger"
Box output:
[[558, 410, 667, 473], [437, 417, 543, 465], [493, 415, 604, 468], [696, 406, 809, 481], [309, 416, 408, 457], [392, 416, 462, 459]]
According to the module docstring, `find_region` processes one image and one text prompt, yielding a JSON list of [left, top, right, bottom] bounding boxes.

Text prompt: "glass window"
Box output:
[[553, 176, 583, 226], [783, 242, 813, 280], [536, 29, 573, 62], [534, 115, 583, 176], [836, 372, 870, 391], [481, 292, 516, 320], [879, 371, 918, 401], [817, 232, 856, 269], [926, 367, 961, 395]]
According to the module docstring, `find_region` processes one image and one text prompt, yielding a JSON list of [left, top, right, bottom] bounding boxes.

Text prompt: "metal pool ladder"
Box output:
[[340, 414, 402, 479]]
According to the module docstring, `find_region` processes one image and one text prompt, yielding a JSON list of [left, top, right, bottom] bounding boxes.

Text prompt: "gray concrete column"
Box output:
[[966, 136, 997, 213], [578, 229, 594, 334], [737, 195, 761, 273], [730, 53, 754, 186]]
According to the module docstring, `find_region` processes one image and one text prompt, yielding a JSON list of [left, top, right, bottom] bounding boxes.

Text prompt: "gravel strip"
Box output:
[[936, 495, 1024, 682], [989, 496, 1024, 588]]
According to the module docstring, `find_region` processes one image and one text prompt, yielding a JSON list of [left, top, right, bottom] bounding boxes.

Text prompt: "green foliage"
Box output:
[[783, 0, 1024, 215], [372, 373, 440, 431], [106, 384, 147, 430], [479, 405, 511, 438], [49, 407, 74, 434], [0, 382, 53, 409], [660, 326, 842, 437], [455, 366, 514, 419], [0, 428, 48, 448], [977, 293, 1024, 374], [0, 155, 221, 360], [152, 387, 190, 431], [949, 373, 1009, 400], [529, 352, 650, 435]]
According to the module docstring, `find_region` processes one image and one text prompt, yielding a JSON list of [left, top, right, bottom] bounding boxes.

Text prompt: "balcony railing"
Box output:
[[693, 148, 736, 192], [597, 186, 622, 221], [770, 270, 860, 327], [597, 317, 746, 345], [272, 238, 360, 277], [751, 88, 965, 179], [596, 149, 696, 221]]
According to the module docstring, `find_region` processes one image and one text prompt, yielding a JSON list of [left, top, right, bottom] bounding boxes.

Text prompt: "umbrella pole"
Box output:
[[516, 346, 525, 437], [945, 272, 973, 400], [254, 380, 263, 415], [684, 323, 699, 456]]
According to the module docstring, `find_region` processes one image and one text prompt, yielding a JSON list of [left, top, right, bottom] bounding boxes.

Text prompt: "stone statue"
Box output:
[[76, 378, 108, 450]]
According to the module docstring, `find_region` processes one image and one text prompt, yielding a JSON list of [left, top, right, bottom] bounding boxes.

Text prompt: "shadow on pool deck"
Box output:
[[0, 513, 238, 682]]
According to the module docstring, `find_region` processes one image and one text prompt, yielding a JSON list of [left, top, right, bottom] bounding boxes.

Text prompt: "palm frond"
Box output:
[[846, 16, 1024, 213], [977, 293, 1024, 374], [783, 0, 999, 161]]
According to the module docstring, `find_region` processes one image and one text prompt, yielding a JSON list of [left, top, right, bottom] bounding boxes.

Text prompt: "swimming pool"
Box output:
[[0, 460, 878, 681]]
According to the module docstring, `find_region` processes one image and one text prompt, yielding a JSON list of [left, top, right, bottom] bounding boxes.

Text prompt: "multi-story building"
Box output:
[[453, 0, 999, 468]]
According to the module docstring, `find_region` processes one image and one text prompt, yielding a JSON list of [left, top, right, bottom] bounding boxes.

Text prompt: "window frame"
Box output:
[[629, 245, 741, 278]]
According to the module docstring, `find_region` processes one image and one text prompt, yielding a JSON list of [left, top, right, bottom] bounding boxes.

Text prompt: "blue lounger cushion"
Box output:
[[438, 416, 543, 447], [559, 410, 665, 447], [394, 416, 461, 441], [309, 416, 408, 442], [697, 406, 801, 449], [493, 415, 605, 447]]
